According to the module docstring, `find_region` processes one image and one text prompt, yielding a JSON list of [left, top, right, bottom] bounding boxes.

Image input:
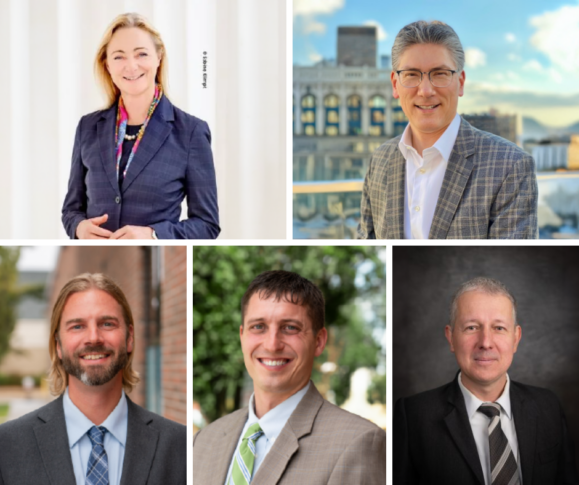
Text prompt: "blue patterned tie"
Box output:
[[86, 426, 109, 485]]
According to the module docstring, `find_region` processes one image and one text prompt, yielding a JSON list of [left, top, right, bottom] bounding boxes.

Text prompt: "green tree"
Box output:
[[193, 246, 385, 423], [0, 247, 45, 364]]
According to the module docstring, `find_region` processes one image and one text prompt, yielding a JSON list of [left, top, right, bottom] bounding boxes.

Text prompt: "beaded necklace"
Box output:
[[115, 84, 163, 182]]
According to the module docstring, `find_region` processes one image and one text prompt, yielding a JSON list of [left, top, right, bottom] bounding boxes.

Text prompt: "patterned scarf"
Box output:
[[115, 84, 163, 181]]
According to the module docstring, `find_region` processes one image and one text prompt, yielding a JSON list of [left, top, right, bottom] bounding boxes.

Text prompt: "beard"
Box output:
[[61, 344, 129, 387]]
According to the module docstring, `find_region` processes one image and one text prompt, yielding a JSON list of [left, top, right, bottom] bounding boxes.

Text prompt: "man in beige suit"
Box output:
[[193, 270, 386, 485]]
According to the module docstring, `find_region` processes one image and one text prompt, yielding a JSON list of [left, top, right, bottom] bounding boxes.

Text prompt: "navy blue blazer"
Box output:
[[62, 95, 220, 239]]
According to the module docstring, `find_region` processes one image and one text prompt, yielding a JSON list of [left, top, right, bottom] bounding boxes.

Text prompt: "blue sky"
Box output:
[[293, 0, 579, 126]]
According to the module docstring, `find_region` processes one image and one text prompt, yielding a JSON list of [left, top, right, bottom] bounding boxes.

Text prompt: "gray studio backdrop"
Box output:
[[393, 246, 579, 468]]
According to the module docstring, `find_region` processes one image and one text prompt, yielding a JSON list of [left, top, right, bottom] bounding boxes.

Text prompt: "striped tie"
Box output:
[[229, 423, 264, 485], [478, 403, 520, 485], [86, 425, 109, 485]]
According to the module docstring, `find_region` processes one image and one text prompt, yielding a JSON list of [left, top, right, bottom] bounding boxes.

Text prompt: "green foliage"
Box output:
[[193, 246, 385, 423], [0, 247, 45, 365], [367, 373, 386, 405]]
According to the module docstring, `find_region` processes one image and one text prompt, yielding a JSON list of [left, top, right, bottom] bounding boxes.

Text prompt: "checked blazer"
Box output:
[[0, 395, 186, 485], [357, 118, 538, 239], [193, 383, 386, 485], [393, 375, 579, 485], [62, 95, 220, 239]]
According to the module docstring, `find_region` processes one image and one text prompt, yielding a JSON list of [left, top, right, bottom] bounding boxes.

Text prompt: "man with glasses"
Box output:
[[357, 21, 538, 239]]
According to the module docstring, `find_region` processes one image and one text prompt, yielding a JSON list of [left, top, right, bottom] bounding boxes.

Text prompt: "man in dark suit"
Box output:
[[394, 277, 578, 484], [0, 273, 185, 485], [358, 21, 538, 239]]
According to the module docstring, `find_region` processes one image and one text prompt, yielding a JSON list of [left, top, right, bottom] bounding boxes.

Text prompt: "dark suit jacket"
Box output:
[[357, 118, 538, 239], [193, 383, 386, 484], [393, 375, 578, 484], [62, 95, 220, 239], [0, 395, 186, 485]]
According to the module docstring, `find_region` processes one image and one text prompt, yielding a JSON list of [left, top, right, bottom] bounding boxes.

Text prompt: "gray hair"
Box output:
[[391, 20, 465, 73], [449, 277, 517, 329]]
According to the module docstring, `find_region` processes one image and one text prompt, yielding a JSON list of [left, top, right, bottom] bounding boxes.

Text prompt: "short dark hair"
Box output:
[[241, 270, 325, 334]]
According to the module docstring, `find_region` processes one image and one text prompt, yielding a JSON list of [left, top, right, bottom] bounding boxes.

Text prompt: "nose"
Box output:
[[263, 327, 284, 353], [417, 73, 436, 98], [477, 326, 493, 349], [85, 323, 104, 345]]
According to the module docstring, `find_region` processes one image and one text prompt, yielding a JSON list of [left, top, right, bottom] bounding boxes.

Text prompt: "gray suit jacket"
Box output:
[[0, 395, 186, 485], [357, 118, 538, 239], [193, 383, 386, 484]]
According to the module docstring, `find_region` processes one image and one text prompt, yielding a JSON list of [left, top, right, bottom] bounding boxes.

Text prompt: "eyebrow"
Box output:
[[110, 47, 149, 55], [400, 64, 454, 71], [63, 315, 120, 326], [246, 318, 304, 326]]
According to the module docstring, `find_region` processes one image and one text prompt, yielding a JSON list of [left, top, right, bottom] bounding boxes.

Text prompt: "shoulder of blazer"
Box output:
[[194, 406, 248, 443], [461, 118, 531, 164], [370, 134, 403, 167], [509, 379, 561, 410], [126, 396, 185, 435], [0, 395, 64, 437], [396, 379, 458, 416]]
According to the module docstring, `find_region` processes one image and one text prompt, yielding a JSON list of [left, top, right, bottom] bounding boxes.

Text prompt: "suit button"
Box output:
[[115, 196, 121, 204]]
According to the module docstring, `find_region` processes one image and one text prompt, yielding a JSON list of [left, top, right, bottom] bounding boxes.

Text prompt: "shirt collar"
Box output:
[[247, 381, 311, 441], [63, 388, 128, 448], [398, 113, 461, 162], [458, 372, 512, 420]]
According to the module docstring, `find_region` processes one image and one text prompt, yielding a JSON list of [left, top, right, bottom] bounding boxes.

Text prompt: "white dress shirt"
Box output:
[[399, 113, 461, 239], [224, 382, 310, 485], [458, 373, 523, 485], [63, 388, 128, 485]]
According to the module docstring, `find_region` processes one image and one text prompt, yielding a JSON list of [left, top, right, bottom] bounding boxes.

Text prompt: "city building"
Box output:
[[569, 135, 579, 170], [337, 26, 376, 67], [48, 246, 187, 424], [462, 110, 518, 144]]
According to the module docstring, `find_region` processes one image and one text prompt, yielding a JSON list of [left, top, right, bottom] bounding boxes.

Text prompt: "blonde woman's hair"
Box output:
[[48, 273, 140, 396], [94, 12, 168, 107]]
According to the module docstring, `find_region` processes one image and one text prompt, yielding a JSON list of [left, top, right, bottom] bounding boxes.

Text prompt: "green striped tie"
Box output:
[[229, 423, 264, 485]]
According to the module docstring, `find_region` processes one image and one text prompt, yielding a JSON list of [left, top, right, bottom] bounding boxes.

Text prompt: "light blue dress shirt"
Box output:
[[63, 388, 128, 485], [224, 382, 310, 485]]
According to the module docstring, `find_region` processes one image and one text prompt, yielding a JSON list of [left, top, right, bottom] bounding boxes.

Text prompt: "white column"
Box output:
[[361, 89, 370, 136], [294, 85, 302, 135], [339, 88, 348, 135], [315, 86, 324, 136]]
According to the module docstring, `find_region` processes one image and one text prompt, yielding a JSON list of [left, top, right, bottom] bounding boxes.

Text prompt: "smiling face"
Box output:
[[445, 290, 521, 396], [240, 293, 327, 406], [392, 43, 465, 143], [57, 289, 133, 388], [106, 27, 161, 100]]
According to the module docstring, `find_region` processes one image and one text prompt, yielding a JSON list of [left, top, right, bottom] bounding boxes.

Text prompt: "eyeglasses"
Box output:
[[396, 69, 457, 88]]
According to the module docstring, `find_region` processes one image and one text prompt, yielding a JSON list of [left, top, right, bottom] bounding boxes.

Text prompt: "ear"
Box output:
[[444, 325, 455, 353], [314, 327, 328, 357], [126, 325, 134, 354], [391, 70, 400, 99], [56, 335, 62, 360], [458, 70, 465, 97], [239, 324, 244, 339], [513, 325, 522, 353]]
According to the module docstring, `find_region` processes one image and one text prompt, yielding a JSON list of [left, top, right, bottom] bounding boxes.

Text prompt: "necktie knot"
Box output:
[[243, 422, 264, 443], [88, 426, 107, 447], [478, 402, 501, 419]]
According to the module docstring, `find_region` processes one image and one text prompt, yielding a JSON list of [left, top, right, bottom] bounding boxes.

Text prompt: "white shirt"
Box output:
[[224, 382, 310, 485], [458, 373, 523, 485], [399, 113, 461, 239], [63, 388, 128, 485]]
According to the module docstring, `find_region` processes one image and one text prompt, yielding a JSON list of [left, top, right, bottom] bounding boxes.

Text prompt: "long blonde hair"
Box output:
[[94, 12, 168, 107], [48, 273, 140, 395]]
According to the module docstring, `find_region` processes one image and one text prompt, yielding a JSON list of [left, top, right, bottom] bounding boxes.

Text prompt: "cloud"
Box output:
[[303, 19, 326, 35], [309, 51, 323, 63], [523, 59, 544, 71], [293, 0, 345, 17], [506, 71, 520, 80], [363, 20, 388, 41], [465, 48, 487, 68], [530, 4, 579, 73], [466, 82, 579, 108], [507, 53, 521, 62], [549, 68, 563, 84], [505, 33, 516, 43]]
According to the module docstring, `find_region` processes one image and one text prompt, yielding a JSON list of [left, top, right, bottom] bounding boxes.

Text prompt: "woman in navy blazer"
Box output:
[[62, 13, 220, 239]]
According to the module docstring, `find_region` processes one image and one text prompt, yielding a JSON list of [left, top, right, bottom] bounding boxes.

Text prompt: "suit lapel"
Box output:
[[120, 95, 174, 193], [385, 147, 405, 239], [429, 119, 475, 239], [33, 396, 76, 485], [97, 104, 121, 196], [443, 378, 485, 485], [214, 409, 249, 485], [511, 382, 537, 485], [253, 383, 324, 485], [120, 398, 159, 485]]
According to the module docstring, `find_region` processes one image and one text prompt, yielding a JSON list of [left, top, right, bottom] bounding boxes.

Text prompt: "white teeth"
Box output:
[[417, 105, 437, 109], [124, 74, 143, 80], [262, 359, 288, 366], [82, 354, 106, 360]]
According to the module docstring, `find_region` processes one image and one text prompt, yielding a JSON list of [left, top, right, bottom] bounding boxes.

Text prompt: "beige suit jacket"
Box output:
[[193, 383, 386, 485]]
